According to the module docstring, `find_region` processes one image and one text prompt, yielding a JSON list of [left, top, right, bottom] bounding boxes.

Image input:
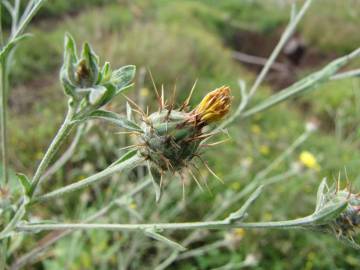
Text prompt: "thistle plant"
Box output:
[[134, 85, 231, 199], [0, 0, 360, 269]]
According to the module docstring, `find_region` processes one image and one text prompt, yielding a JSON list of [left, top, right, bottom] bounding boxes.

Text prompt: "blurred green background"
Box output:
[[3, 0, 360, 269]]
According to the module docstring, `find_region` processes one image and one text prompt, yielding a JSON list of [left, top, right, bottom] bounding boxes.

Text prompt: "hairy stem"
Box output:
[[0, 1, 47, 268], [29, 105, 76, 196], [15, 216, 315, 233], [39, 123, 86, 183]]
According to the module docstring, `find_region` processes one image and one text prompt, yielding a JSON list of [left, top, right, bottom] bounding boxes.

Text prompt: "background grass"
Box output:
[[3, 0, 360, 269]]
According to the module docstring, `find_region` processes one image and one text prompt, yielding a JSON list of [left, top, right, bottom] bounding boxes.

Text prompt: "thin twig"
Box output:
[[331, 69, 360, 81], [246, 0, 313, 101]]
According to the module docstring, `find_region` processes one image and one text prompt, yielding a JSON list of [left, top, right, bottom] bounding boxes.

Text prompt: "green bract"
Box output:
[[139, 110, 201, 172]]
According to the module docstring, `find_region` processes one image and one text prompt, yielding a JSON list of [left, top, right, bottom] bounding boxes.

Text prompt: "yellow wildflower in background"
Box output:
[[260, 145, 270, 156], [129, 203, 137, 209], [263, 212, 273, 221], [251, 124, 261, 135], [35, 151, 44, 160], [230, 182, 241, 191], [299, 151, 320, 171], [233, 228, 245, 238]]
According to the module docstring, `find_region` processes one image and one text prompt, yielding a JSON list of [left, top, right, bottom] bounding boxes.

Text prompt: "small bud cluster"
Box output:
[[60, 33, 135, 110]]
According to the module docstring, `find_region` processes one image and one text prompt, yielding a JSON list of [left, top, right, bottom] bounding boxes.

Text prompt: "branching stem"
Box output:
[[30, 104, 76, 196]]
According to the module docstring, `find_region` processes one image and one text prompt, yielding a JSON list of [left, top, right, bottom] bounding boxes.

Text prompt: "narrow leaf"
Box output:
[[87, 109, 142, 132], [64, 33, 78, 62], [16, 173, 31, 195], [147, 162, 161, 203], [60, 33, 78, 97], [109, 149, 138, 168], [226, 185, 263, 222], [145, 229, 186, 251], [99, 61, 111, 83], [311, 200, 348, 225], [111, 65, 136, 93], [315, 178, 328, 212], [243, 48, 360, 117]]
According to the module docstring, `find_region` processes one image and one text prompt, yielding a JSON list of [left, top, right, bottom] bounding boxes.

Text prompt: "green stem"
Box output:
[[210, 0, 313, 133], [29, 105, 76, 196], [9, 0, 47, 42], [15, 216, 314, 233], [33, 154, 144, 202], [39, 123, 85, 183], [331, 68, 360, 81], [0, 58, 8, 187], [246, 0, 313, 100], [242, 47, 360, 118]]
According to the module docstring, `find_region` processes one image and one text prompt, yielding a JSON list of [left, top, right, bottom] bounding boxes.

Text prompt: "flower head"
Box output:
[[329, 189, 360, 238], [312, 179, 360, 248], [137, 85, 231, 172], [192, 86, 231, 125]]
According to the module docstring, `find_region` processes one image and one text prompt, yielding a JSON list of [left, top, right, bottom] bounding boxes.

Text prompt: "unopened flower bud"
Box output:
[[330, 190, 360, 238], [192, 86, 231, 125], [75, 43, 99, 88], [314, 181, 360, 245], [59, 33, 135, 109], [138, 86, 231, 172]]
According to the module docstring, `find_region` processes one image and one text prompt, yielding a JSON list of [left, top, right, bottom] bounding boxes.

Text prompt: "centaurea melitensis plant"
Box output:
[[0, 0, 360, 269]]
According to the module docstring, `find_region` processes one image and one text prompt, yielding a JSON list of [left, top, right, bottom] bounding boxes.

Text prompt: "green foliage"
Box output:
[[2, 0, 360, 269], [302, 0, 360, 54], [1, 0, 117, 27]]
